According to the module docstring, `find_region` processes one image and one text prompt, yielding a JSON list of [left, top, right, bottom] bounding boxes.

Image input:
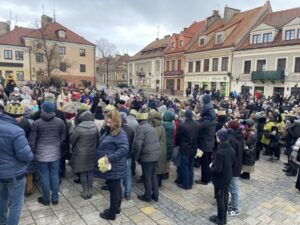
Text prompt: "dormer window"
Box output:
[[252, 34, 261, 44], [57, 30, 66, 38], [285, 29, 295, 40], [216, 34, 223, 43], [199, 37, 205, 46], [179, 40, 184, 46], [171, 42, 176, 48], [263, 33, 272, 43]]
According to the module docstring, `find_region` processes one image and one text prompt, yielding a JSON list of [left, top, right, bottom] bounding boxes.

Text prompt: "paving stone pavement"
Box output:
[[20, 154, 300, 225]]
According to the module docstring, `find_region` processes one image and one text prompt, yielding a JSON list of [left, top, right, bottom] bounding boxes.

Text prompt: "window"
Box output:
[[36, 53, 43, 62], [203, 59, 210, 72], [15, 51, 24, 60], [36, 42, 42, 49], [188, 62, 193, 72], [195, 61, 201, 72], [80, 64, 86, 72], [171, 60, 175, 71], [257, 59, 266, 71], [16, 71, 24, 81], [285, 29, 295, 40], [243, 60, 251, 74], [179, 40, 184, 46], [252, 34, 261, 44], [166, 61, 170, 71], [172, 42, 176, 48], [199, 37, 205, 46], [80, 49, 86, 57], [216, 34, 223, 43], [298, 29, 300, 39], [155, 61, 160, 71], [60, 63, 66, 72], [177, 59, 181, 70], [221, 57, 229, 71], [58, 30, 66, 38], [5, 71, 13, 78], [58, 46, 65, 55], [4, 50, 12, 59], [277, 58, 286, 72], [294, 57, 300, 73], [177, 79, 181, 90], [212, 58, 219, 71], [263, 33, 272, 43]]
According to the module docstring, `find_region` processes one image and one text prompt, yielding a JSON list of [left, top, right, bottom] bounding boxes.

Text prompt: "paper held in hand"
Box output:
[[98, 156, 112, 173], [196, 148, 204, 158]]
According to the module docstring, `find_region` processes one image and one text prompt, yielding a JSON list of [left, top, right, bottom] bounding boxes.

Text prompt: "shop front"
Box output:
[[184, 74, 230, 96]]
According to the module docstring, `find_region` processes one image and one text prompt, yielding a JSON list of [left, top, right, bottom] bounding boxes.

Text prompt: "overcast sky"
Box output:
[[0, 0, 299, 56]]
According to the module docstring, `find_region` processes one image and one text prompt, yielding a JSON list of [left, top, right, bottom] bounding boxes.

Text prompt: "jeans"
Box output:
[[107, 179, 122, 216], [179, 154, 195, 189], [200, 152, 212, 183], [80, 171, 94, 190], [141, 161, 158, 200], [37, 159, 60, 203], [229, 177, 239, 210], [215, 186, 229, 225], [122, 158, 132, 197], [0, 177, 26, 225]]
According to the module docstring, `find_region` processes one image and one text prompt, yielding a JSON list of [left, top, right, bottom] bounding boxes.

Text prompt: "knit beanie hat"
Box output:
[[44, 93, 56, 103], [184, 109, 193, 119], [42, 101, 55, 113], [216, 129, 229, 142]]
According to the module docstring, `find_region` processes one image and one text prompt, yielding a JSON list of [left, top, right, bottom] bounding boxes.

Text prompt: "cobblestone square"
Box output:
[[20, 155, 300, 225]]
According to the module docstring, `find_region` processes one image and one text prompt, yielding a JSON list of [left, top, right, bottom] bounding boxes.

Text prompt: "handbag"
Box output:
[[171, 146, 180, 166], [98, 156, 112, 173]]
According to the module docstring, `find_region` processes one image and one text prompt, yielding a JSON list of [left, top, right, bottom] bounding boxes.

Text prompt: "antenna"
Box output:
[[157, 25, 160, 39], [53, 0, 56, 21]]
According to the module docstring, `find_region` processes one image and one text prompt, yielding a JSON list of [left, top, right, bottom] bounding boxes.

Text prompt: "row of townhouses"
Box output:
[[128, 1, 300, 97], [0, 15, 95, 87]]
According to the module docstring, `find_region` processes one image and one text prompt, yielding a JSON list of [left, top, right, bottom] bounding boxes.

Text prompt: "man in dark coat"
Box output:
[[210, 129, 235, 225], [227, 121, 244, 216], [176, 110, 200, 190], [196, 95, 216, 185]]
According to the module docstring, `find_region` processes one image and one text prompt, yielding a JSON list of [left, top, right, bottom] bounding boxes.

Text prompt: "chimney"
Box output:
[[207, 10, 221, 27], [224, 6, 240, 22], [0, 21, 10, 36], [41, 15, 53, 27]]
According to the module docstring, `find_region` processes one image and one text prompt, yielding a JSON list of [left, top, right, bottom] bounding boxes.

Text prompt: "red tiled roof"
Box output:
[[0, 22, 94, 46], [263, 7, 300, 28], [129, 36, 171, 61], [165, 20, 206, 54], [187, 5, 266, 53], [238, 7, 300, 50], [0, 27, 35, 46]]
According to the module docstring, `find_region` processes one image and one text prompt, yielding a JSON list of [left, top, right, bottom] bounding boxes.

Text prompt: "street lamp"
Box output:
[[106, 57, 110, 89]]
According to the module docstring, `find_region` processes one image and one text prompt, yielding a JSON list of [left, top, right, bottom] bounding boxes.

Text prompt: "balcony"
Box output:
[[164, 70, 184, 77], [251, 70, 285, 82], [136, 71, 145, 77]]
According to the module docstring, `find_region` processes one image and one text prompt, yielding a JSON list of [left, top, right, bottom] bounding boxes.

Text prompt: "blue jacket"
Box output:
[[95, 129, 128, 180], [0, 113, 34, 179]]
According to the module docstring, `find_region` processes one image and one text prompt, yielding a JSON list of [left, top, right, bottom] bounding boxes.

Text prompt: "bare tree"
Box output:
[[96, 38, 117, 58], [30, 19, 72, 78]]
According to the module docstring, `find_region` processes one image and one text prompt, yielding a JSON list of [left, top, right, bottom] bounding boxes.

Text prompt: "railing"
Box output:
[[251, 70, 285, 81]]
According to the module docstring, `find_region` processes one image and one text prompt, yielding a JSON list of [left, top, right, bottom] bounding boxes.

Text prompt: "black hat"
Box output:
[[216, 129, 229, 142]]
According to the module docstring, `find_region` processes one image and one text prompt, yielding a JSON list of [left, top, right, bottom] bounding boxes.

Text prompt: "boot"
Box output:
[[87, 187, 93, 199], [80, 186, 88, 200], [25, 174, 33, 196]]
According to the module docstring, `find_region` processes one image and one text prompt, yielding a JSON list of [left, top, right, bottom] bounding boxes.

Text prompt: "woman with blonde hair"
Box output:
[[95, 110, 128, 220]]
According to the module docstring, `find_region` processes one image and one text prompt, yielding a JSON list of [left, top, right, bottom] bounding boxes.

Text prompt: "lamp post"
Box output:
[[106, 57, 110, 89]]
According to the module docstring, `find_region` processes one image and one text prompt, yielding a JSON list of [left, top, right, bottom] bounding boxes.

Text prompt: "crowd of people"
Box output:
[[0, 79, 300, 225]]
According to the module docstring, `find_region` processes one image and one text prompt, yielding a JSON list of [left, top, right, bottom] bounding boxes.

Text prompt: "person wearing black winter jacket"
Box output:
[[210, 129, 236, 225], [227, 121, 244, 217]]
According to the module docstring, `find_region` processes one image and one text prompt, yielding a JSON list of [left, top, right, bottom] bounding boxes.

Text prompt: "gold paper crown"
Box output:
[[130, 109, 138, 117], [5, 102, 25, 116], [136, 112, 148, 120]]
